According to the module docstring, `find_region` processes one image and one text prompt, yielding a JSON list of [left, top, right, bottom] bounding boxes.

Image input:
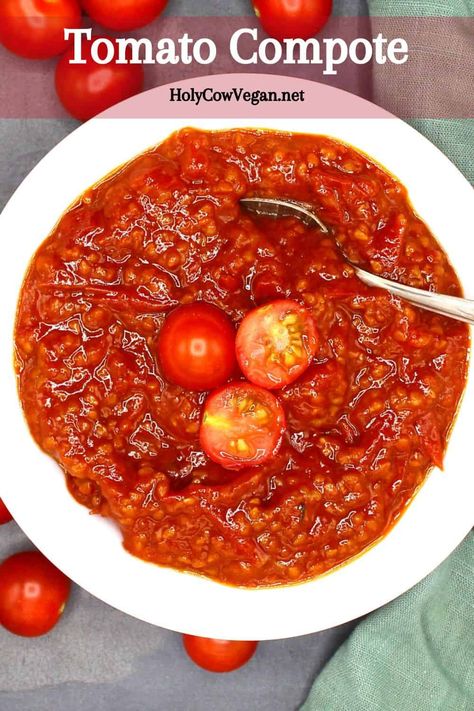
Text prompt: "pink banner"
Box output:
[[104, 73, 390, 119], [0, 17, 472, 119]]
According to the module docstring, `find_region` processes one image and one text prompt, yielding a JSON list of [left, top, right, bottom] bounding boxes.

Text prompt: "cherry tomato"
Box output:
[[0, 0, 82, 59], [157, 302, 237, 391], [253, 0, 332, 41], [82, 0, 168, 31], [55, 36, 145, 121], [0, 499, 13, 525], [200, 382, 285, 470], [0, 551, 71, 637], [236, 299, 318, 390], [183, 635, 258, 673]]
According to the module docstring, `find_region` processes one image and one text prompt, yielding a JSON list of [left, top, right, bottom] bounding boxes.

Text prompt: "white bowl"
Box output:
[[1, 90, 473, 641]]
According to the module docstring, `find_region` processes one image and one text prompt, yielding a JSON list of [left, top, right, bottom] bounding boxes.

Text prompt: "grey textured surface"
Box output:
[[0, 1, 367, 709]]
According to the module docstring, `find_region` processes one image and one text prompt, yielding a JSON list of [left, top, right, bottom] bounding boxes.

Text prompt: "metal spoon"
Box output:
[[240, 197, 474, 326]]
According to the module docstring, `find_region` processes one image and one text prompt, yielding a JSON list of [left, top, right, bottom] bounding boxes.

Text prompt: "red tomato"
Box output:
[[55, 36, 144, 121], [0, 551, 71, 637], [0, 499, 13, 525], [0, 0, 82, 59], [183, 635, 258, 673], [82, 0, 168, 31], [157, 302, 237, 391], [200, 382, 285, 470], [253, 0, 332, 41], [236, 299, 318, 389]]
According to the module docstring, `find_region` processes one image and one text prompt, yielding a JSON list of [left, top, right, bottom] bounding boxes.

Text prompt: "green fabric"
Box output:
[[368, 0, 474, 16], [408, 119, 474, 185], [302, 3, 474, 710], [302, 533, 474, 711], [367, 0, 474, 182]]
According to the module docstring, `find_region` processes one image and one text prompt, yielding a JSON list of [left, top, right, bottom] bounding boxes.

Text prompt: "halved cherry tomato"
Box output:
[[183, 635, 258, 673], [236, 299, 317, 389], [0, 551, 71, 637], [0, 0, 82, 59], [82, 0, 168, 31], [157, 302, 237, 392], [253, 0, 332, 41], [200, 382, 285, 470], [0, 499, 13, 525], [55, 36, 145, 121]]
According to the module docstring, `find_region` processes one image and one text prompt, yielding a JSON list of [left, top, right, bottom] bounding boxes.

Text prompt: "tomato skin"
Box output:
[[253, 0, 332, 41], [55, 37, 145, 121], [0, 499, 13, 525], [236, 299, 318, 390], [0, 551, 71, 637], [82, 0, 168, 31], [183, 635, 258, 673], [157, 302, 237, 392], [200, 382, 286, 470], [0, 0, 82, 59]]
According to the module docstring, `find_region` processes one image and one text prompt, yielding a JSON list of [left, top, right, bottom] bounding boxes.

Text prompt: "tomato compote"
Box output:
[[14, 129, 469, 586]]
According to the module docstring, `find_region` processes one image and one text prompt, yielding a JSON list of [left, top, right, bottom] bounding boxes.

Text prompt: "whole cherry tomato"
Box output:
[[200, 382, 286, 470], [0, 551, 71, 637], [157, 302, 237, 391], [183, 635, 258, 673], [55, 36, 145, 121], [0, 0, 82, 59], [236, 299, 318, 389], [253, 0, 332, 41], [0, 499, 13, 525], [81, 0, 168, 31]]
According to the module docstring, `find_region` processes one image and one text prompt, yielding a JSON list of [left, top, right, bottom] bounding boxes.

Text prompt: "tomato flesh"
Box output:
[[0, 0, 82, 59], [157, 302, 237, 391], [236, 299, 317, 389], [253, 0, 332, 41], [183, 635, 258, 673], [0, 551, 71, 637], [82, 0, 168, 31], [200, 382, 285, 470], [0, 499, 13, 525], [416, 412, 444, 469], [55, 36, 145, 121]]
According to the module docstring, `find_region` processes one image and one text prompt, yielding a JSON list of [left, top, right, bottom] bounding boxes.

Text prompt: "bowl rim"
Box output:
[[1, 78, 474, 641]]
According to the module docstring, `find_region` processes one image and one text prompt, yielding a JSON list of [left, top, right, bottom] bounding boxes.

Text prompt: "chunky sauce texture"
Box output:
[[15, 129, 469, 586]]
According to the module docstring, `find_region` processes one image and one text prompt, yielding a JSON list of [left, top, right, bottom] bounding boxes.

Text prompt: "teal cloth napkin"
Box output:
[[303, 2, 474, 709], [367, 0, 473, 16], [301, 533, 474, 711], [368, 0, 474, 183]]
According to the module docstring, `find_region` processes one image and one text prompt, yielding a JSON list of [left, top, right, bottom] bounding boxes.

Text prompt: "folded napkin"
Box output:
[[302, 533, 474, 711], [303, 2, 474, 709]]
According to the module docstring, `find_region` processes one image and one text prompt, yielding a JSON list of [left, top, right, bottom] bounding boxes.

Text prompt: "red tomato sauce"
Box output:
[[15, 129, 469, 586]]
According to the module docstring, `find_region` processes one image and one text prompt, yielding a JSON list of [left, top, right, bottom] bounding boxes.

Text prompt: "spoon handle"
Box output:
[[355, 267, 474, 326]]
